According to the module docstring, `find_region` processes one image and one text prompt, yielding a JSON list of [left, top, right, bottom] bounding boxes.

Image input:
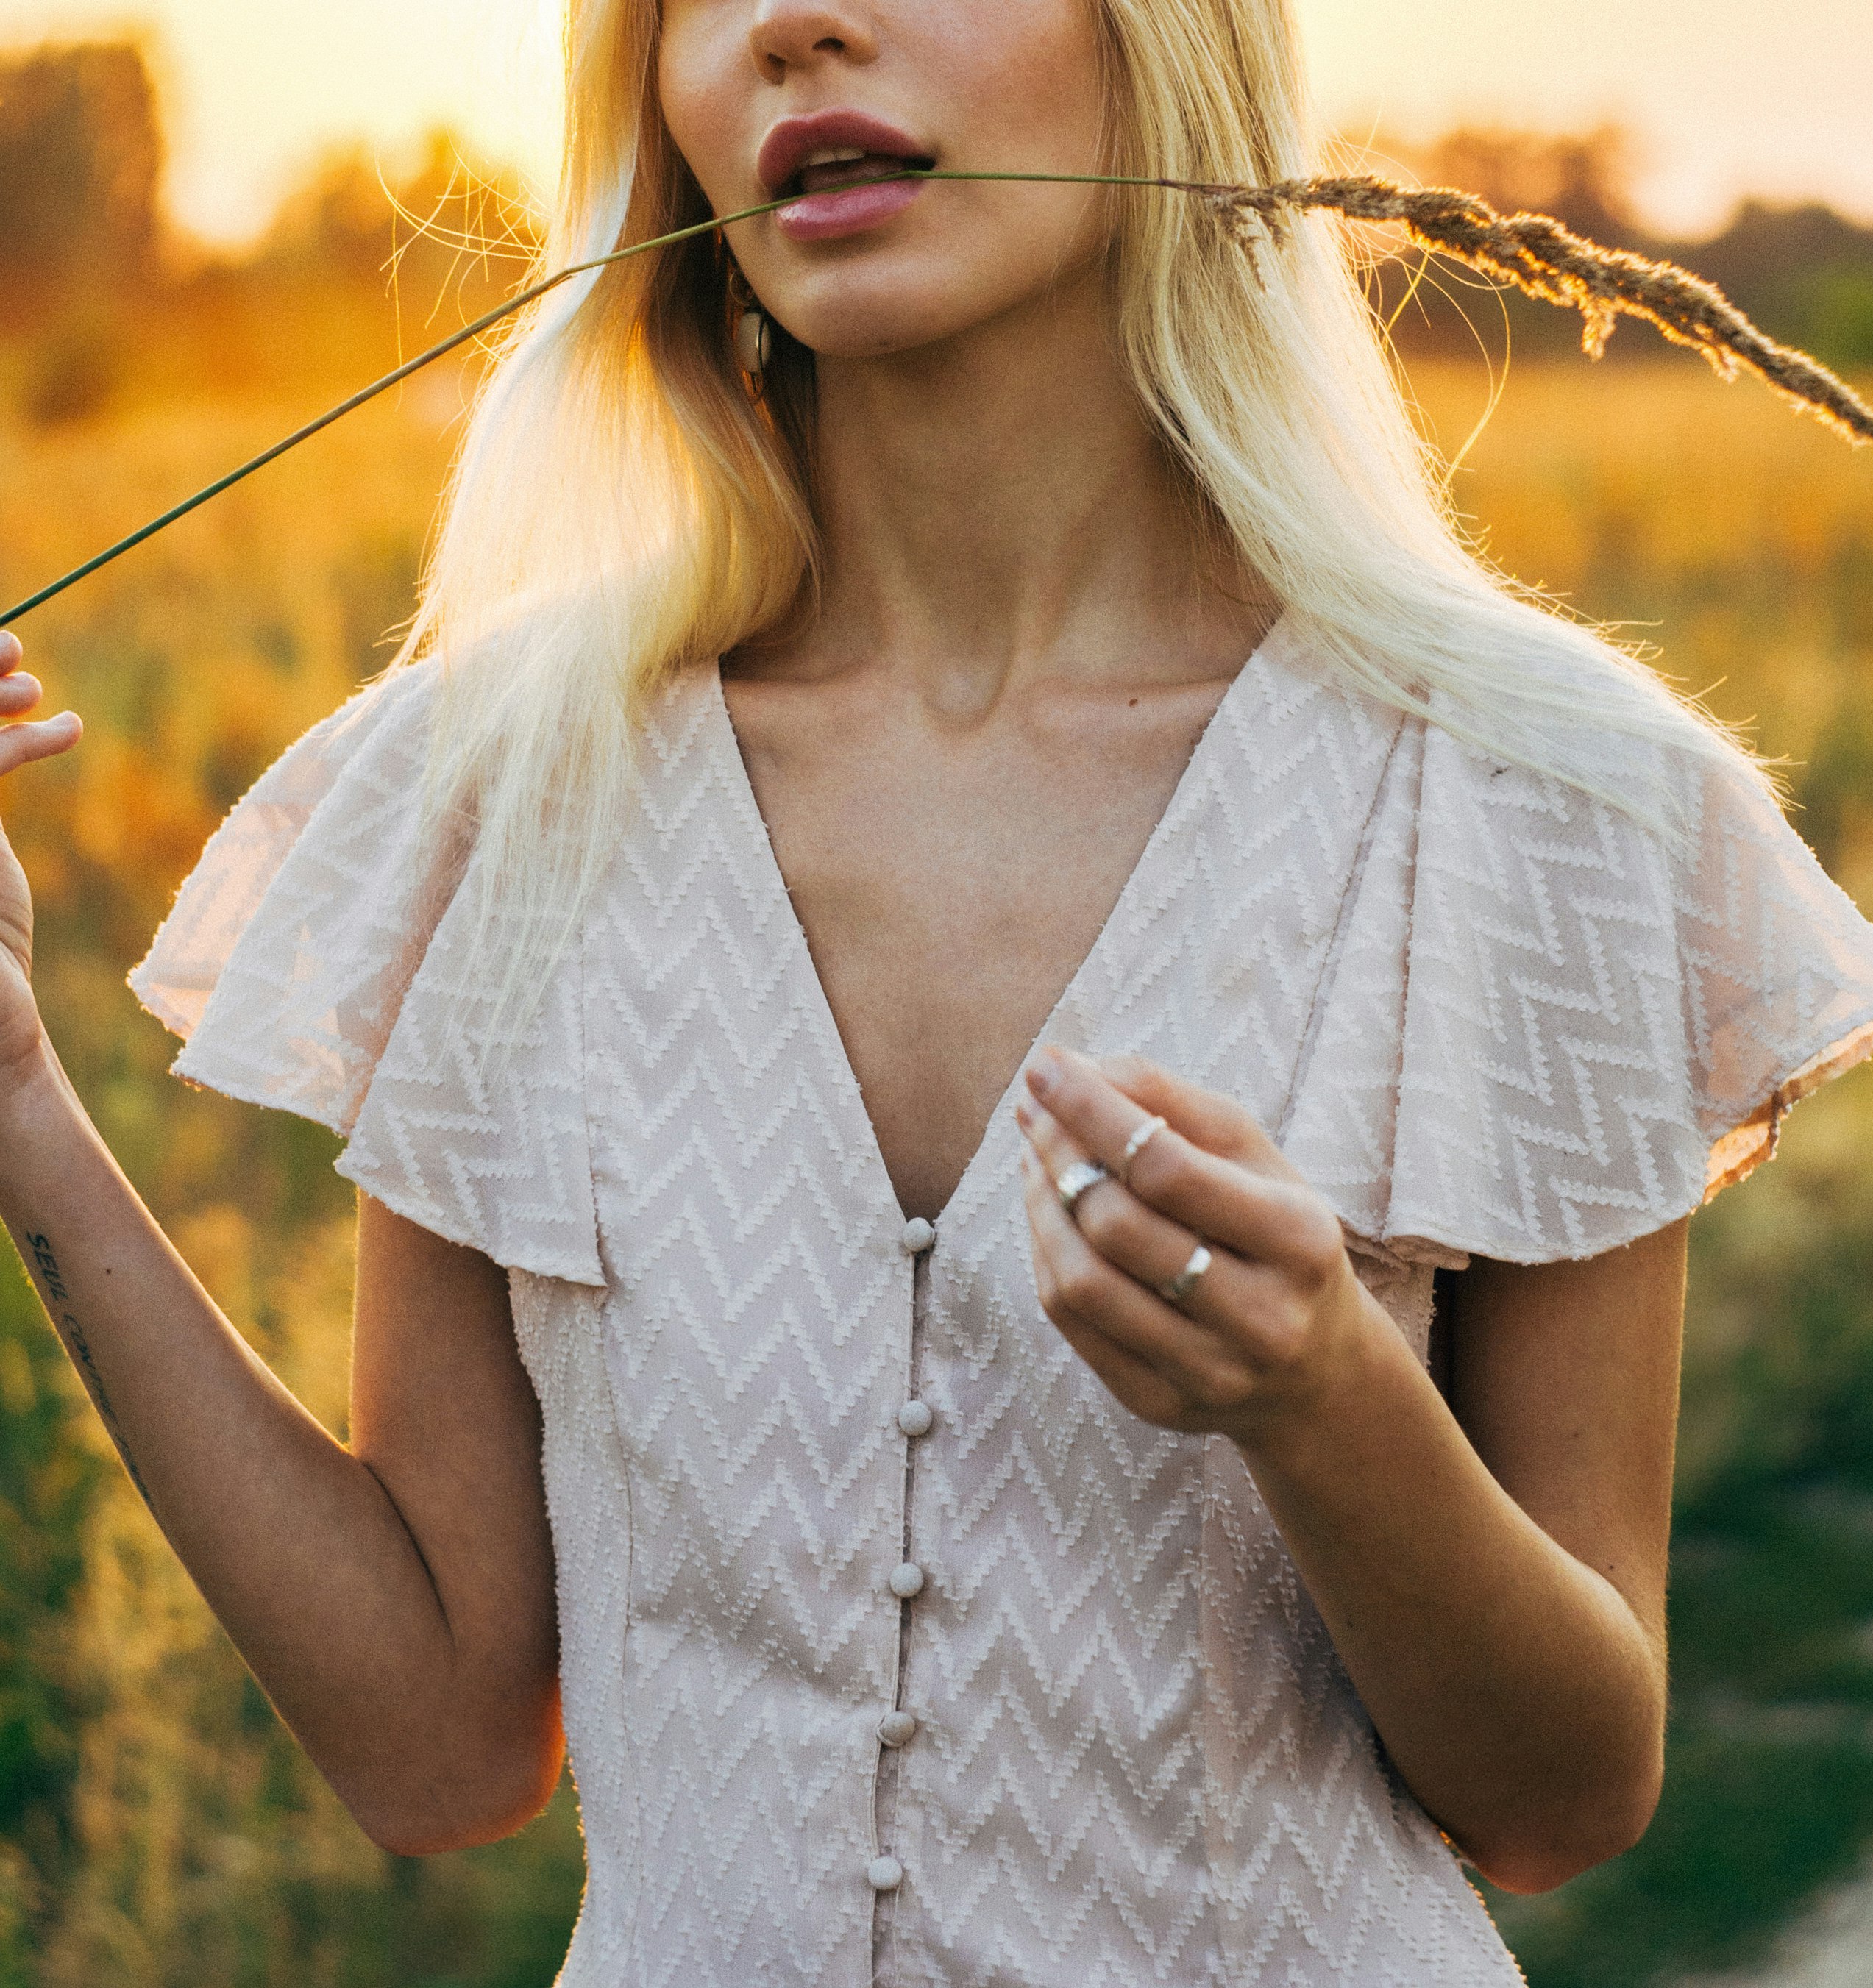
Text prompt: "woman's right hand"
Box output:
[[0, 630, 82, 1081]]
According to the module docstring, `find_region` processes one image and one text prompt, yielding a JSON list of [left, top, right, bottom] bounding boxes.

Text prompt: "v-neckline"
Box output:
[[706, 621, 1285, 1233]]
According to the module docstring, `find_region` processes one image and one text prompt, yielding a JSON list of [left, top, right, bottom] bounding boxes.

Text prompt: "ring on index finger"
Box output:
[[1056, 1160, 1109, 1220]]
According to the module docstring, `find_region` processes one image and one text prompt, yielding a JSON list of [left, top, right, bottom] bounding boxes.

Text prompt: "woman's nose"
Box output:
[[749, 1, 879, 82]]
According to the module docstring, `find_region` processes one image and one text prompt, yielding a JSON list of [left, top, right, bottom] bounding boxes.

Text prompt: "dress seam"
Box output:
[[1275, 713, 1413, 1148]]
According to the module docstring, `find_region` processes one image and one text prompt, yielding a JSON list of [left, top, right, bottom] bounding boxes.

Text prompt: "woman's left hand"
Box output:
[[1015, 1044, 1380, 1449]]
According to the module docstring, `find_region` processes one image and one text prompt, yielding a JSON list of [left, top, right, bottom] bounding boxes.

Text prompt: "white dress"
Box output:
[[130, 619, 1873, 1987]]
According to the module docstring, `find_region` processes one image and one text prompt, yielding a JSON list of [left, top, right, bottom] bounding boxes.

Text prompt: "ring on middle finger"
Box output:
[[1119, 1114, 1167, 1184], [1056, 1160, 1109, 1219]]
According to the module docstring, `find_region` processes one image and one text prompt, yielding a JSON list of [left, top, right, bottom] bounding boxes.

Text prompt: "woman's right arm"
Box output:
[[0, 633, 564, 1856]]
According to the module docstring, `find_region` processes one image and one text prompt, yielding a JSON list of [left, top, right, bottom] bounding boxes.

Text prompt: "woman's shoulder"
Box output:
[[129, 649, 605, 1283], [129, 660, 448, 1057], [1279, 647, 1873, 1269]]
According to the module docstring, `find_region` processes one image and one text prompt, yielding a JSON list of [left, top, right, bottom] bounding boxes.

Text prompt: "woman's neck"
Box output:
[[752, 265, 1275, 708]]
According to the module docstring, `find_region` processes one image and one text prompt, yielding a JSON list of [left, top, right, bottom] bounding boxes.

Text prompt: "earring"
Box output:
[[735, 304, 773, 388]]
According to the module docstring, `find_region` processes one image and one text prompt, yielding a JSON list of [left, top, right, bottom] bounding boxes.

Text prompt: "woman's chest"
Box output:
[[716, 666, 1235, 1221], [583, 653, 1405, 1278]]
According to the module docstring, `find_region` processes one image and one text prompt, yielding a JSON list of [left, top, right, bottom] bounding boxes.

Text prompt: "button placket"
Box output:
[[869, 1219, 936, 1917]]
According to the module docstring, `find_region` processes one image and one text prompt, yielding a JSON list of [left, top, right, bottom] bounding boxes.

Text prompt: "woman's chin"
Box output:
[[795, 325, 964, 366], [772, 281, 1061, 370], [771, 307, 968, 366]]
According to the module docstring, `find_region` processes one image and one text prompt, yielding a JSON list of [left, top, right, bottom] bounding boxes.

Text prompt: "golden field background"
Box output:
[[2, 40, 1873, 1988]]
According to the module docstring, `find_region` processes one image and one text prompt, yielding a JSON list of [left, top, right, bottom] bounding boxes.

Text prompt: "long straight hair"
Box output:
[[396, 0, 1758, 1019]]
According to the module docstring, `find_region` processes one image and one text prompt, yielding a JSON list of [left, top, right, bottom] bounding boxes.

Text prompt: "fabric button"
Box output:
[[878, 1710, 919, 1747], [897, 1399, 935, 1438], [888, 1561, 926, 1599], [867, 1856, 905, 1893], [900, 1217, 936, 1255]]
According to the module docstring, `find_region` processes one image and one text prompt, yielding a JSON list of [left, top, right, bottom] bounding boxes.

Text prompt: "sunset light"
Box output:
[[0, 0, 1869, 241]]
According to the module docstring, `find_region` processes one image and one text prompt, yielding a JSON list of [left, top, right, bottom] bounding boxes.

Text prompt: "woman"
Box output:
[[3, 1, 1871, 1982]]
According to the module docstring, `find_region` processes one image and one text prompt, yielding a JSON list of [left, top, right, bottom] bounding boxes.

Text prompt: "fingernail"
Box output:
[[1014, 1096, 1035, 1132], [1027, 1048, 1065, 1099]]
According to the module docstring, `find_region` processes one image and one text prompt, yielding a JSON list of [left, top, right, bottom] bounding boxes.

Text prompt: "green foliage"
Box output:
[[1804, 267, 1873, 372], [0, 1244, 99, 1920]]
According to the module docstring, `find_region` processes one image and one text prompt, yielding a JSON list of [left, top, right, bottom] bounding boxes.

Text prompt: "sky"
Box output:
[[0, 0, 1869, 244]]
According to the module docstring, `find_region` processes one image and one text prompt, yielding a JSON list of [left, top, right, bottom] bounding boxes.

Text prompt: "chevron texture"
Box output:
[[129, 619, 1873, 1984]]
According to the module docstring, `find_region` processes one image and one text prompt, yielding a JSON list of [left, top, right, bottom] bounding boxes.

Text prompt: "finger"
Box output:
[[1017, 1087, 1201, 1285], [1134, 1137, 1345, 1289], [1020, 1147, 1253, 1415], [1020, 1094, 1306, 1336], [0, 672, 43, 718], [0, 633, 22, 676], [1017, 1089, 1193, 1272], [0, 713, 82, 775], [1023, 1181, 1187, 1416], [1100, 1050, 1293, 1173], [1026, 1052, 1343, 1285], [1031, 1044, 1287, 1177], [1015, 1083, 1131, 1229]]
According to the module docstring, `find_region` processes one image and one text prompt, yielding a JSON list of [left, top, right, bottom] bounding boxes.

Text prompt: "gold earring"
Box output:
[[735, 305, 772, 388]]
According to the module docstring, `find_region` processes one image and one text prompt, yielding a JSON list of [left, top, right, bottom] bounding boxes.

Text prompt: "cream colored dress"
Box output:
[[131, 619, 1873, 1987]]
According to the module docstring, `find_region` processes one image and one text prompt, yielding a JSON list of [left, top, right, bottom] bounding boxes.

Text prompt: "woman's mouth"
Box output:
[[775, 151, 935, 243], [759, 115, 936, 243]]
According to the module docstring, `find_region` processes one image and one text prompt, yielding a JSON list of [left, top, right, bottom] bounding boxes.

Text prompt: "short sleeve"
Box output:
[[1283, 715, 1873, 1267], [129, 665, 604, 1286]]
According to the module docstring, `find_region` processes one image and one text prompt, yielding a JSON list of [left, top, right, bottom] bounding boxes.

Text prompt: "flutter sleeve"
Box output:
[[129, 665, 604, 1286], [1282, 713, 1873, 1267]]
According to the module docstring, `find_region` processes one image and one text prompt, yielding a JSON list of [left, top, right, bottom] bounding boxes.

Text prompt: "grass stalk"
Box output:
[[4, 168, 1866, 628]]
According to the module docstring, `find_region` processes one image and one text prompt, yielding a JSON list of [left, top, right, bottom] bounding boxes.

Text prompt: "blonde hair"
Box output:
[[397, 0, 1759, 1013]]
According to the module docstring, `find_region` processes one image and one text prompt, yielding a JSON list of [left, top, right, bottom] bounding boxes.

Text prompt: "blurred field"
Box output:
[[1, 91, 1873, 1985]]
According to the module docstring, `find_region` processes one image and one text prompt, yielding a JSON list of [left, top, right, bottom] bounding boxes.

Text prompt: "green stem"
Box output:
[[0, 170, 1190, 628]]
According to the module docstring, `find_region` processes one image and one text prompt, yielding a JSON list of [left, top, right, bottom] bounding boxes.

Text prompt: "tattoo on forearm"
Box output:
[[26, 1230, 154, 1508]]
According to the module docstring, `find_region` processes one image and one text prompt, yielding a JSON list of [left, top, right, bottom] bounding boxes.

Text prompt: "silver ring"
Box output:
[[1055, 1160, 1109, 1217], [1119, 1114, 1167, 1183], [1159, 1244, 1214, 1308]]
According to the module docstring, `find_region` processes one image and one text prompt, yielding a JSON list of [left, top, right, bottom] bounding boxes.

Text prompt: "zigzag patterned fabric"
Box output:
[[1281, 675, 1873, 1266], [130, 619, 1873, 1984]]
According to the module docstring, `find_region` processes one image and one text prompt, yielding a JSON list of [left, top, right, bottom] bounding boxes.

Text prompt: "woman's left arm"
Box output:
[[1017, 1046, 1686, 1896]]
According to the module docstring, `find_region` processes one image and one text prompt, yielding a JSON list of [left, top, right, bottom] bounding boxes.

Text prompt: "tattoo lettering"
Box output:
[[26, 1230, 65, 1301], [24, 1230, 154, 1508]]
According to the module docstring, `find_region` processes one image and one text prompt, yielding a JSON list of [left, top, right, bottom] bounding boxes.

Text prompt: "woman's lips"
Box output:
[[758, 113, 932, 244], [775, 164, 925, 243]]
